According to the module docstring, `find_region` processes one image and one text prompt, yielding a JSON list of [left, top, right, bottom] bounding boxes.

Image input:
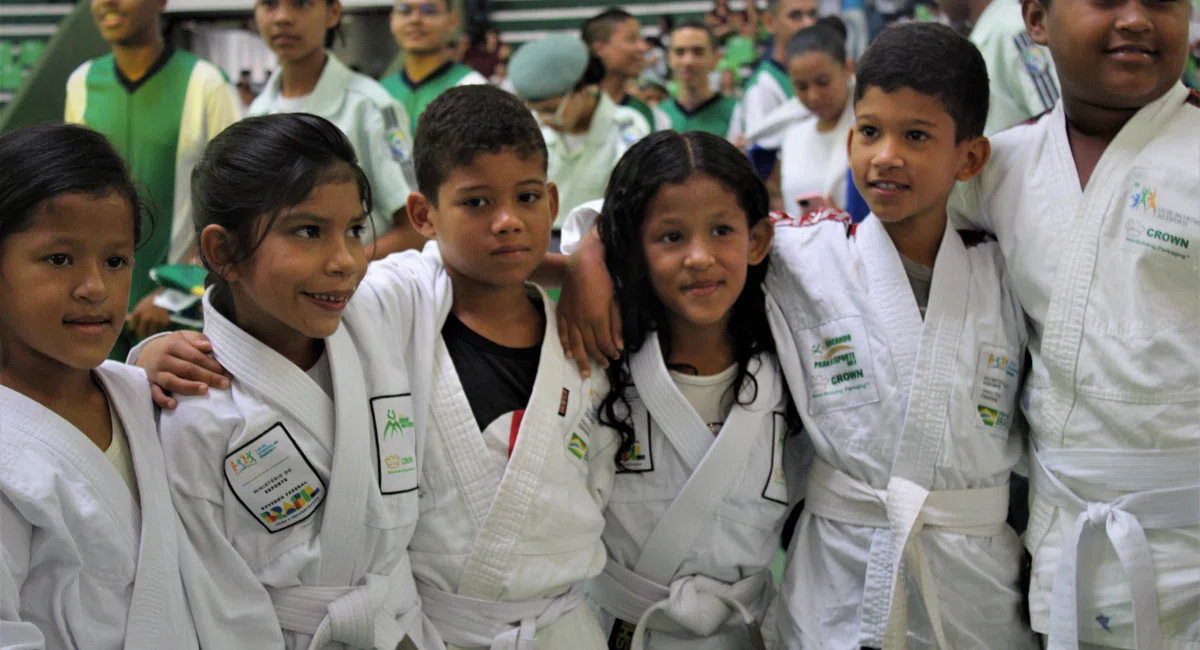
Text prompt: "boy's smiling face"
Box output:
[[849, 86, 989, 228], [1025, 0, 1191, 111]]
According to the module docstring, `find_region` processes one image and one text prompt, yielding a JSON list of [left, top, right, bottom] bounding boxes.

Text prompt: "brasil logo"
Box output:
[[568, 433, 588, 460], [259, 484, 320, 523]]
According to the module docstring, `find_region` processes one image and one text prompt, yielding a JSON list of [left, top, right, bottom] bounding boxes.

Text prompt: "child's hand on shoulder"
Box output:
[[556, 228, 623, 377], [138, 331, 231, 409]]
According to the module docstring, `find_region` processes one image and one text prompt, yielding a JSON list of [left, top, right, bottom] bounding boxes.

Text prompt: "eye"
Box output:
[[658, 231, 683, 244], [713, 224, 734, 237], [348, 224, 368, 240], [907, 130, 930, 142], [104, 256, 130, 270], [45, 254, 70, 267], [857, 125, 879, 138], [518, 192, 542, 204], [295, 225, 321, 239]]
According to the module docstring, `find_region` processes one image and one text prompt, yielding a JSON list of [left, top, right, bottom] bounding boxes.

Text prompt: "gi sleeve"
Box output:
[[0, 495, 45, 650]]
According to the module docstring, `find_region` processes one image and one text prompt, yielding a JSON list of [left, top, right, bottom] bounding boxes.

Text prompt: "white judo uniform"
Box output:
[[589, 334, 803, 650], [949, 83, 1200, 650], [409, 286, 618, 650], [765, 216, 1035, 650], [154, 249, 454, 650], [0, 362, 202, 650]]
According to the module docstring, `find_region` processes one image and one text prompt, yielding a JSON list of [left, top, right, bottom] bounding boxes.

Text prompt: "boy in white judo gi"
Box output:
[[400, 83, 618, 650], [949, 0, 1200, 645]]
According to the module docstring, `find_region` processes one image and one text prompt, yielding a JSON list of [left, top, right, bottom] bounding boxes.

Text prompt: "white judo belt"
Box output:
[[415, 580, 585, 650], [589, 556, 770, 650], [1031, 443, 1200, 650], [805, 457, 1009, 649], [270, 555, 419, 650]]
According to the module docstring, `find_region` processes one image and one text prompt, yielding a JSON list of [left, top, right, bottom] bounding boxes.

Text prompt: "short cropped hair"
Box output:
[[786, 20, 847, 64], [671, 19, 718, 50], [414, 85, 548, 204], [853, 22, 989, 141], [582, 8, 637, 47]]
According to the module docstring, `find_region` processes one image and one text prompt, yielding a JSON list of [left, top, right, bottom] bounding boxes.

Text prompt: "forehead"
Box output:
[[14, 192, 135, 244], [609, 17, 642, 38], [854, 86, 955, 127], [441, 150, 547, 187], [396, 0, 450, 10], [671, 27, 714, 50], [779, 0, 818, 13], [789, 50, 839, 74], [646, 174, 741, 218]]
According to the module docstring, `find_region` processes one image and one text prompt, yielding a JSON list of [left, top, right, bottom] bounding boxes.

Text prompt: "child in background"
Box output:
[[949, 0, 1200, 643], [560, 131, 805, 649], [250, 0, 426, 255], [0, 124, 209, 649]]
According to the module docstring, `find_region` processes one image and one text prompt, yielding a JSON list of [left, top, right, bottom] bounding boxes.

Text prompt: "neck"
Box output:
[[1063, 95, 1140, 143], [771, 42, 787, 68], [664, 317, 735, 376], [817, 99, 847, 132], [404, 49, 449, 83], [112, 36, 165, 82], [0, 348, 99, 422], [676, 83, 715, 111], [600, 74, 629, 104], [882, 208, 946, 268], [447, 268, 544, 348], [569, 91, 601, 134], [281, 50, 328, 98]]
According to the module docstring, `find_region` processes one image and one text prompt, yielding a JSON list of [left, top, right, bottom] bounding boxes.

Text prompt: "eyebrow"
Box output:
[[278, 212, 368, 225], [455, 179, 544, 193], [855, 113, 941, 128]]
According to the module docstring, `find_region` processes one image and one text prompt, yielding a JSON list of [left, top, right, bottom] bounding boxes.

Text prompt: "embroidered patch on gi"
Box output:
[[371, 394, 419, 494], [972, 345, 1020, 433], [558, 388, 570, 416], [225, 423, 326, 534], [1117, 173, 1200, 266], [617, 410, 655, 473], [761, 412, 789, 504], [799, 316, 880, 415], [567, 432, 589, 460]]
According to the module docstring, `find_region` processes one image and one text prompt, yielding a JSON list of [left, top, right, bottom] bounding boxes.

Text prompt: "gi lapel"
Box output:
[[458, 287, 583, 600], [628, 332, 712, 472], [856, 216, 924, 409], [630, 340, 782, 587], [1037, 84, 1188, 445], [202, 293, 336, 458], [98, 364, 196, 649]]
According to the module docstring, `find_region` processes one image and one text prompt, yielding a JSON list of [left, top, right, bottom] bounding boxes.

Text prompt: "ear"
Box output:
[[406, 191, 440, 239], [748, 217, 774, 266], [447, 6, 461, 32], [845, 59, 855, 76], [1023, 0, 1049, 45], [955, 135, 992, 182], [547, 182, 561, 228], [762, 10, 778, 34], [199, 224, 241, 283], [845, 125, 854, 157], [389, 7, 402, 40], [326, 0, 344, 30]]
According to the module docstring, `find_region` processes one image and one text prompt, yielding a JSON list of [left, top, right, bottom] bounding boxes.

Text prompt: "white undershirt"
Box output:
[[273, 93, 312, 114], [669, 363, 739, 435], [104, 408, 140, 504], [780, 117, 838, 217], [305, 351, 333, 397]]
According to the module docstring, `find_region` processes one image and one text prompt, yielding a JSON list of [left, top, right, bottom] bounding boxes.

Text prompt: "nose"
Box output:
[[326, 236, 360, 276], [871, 135, 904, 170], [1115, 0, 1153, 32], [73, 261, 109, 304], [683, 239, 716, 270], [492, 203, 524, 234]]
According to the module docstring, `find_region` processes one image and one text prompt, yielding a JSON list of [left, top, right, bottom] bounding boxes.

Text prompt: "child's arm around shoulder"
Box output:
[[130, 331, 231, 410]]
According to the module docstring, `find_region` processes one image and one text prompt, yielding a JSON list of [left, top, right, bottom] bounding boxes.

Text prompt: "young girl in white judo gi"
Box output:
[[0, 124, 204, 649], [949, 0, 1200, 643], [134, 113, 449, 649], [558, 130, 805, 650], [561, 24, 1036, 650]]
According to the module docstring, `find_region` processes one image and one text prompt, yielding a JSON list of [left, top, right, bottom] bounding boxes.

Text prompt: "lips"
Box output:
[[1105, 43, 1157, 61], [64, 315, 111, 325], [63, 315, 112, 335], [301, 291, 353, 312], [868, 180, 911, 194], [492, 245, 530, 257], [682, 280, 722, 297], [271, 34, 301, 46], [98, 11, 124, 28]]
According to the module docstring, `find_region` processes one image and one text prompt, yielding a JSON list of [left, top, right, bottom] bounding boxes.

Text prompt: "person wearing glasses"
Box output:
[[381, 0, 487, 133], [249, 0, 425, 255], [509, 34, 650, 250]]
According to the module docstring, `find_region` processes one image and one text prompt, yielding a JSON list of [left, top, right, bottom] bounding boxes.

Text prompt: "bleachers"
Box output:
[[489, 0, 739, 43], [0, 1, 72, 114]]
